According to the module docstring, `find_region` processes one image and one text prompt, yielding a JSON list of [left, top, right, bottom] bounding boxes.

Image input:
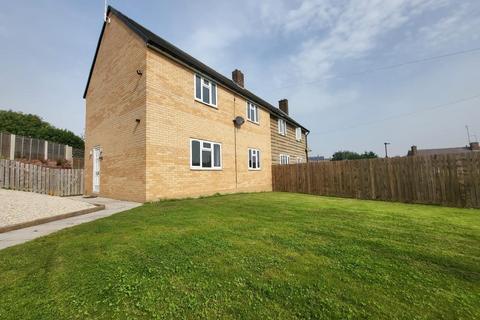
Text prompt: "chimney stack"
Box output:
[[409, 145, 417, 156], [470, 141, 479, 151], [279, 99, 289, 115], [232, 69, 244, 87]]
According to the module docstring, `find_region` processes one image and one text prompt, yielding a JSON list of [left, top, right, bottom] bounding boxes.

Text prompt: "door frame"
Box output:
[[92, 146, 101, 193]]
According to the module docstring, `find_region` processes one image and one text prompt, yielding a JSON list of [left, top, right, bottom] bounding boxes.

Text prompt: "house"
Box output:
[[83, 6, 309, 202], [270, 99, 309, 165], [407, 142, 479, 156], [309, 155, 327, 162]]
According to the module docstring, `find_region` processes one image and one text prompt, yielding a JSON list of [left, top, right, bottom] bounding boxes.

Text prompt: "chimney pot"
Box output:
[[409, 145, 417, 156], [470, 141, 479, 150], [279, 99, 289, 115], [232, 69, 244, 87]]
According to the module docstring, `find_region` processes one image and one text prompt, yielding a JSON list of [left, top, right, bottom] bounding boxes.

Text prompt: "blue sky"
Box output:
[[0, 0, 479, 157]]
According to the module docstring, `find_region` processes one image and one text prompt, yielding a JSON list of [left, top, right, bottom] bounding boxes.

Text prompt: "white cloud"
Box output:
[[283, 0, 450, 81], [416, 3, 480, 48]]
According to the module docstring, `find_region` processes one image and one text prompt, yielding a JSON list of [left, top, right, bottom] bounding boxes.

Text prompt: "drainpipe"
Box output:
[[233, 96, 238, 190], [305, 131, 310, 162]]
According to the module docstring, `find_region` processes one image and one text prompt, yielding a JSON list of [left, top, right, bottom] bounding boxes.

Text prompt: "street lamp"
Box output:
[[384, 142, 391, 158]]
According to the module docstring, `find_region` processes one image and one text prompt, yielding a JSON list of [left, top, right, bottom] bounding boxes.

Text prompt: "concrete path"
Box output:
[[0, 197, 141, 250]]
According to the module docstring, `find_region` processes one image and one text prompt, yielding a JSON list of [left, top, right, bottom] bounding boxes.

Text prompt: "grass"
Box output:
[[0, 192, 479, 319]]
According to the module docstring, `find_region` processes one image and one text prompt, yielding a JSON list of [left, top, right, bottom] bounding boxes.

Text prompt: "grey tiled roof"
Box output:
[[84, 6, 309, 132]]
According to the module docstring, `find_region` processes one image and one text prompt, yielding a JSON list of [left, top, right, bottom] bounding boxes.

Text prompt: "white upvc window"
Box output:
[[190, 138, 222, 170], [295, 127, 302, 141], [278, 119, 286, 135], [246, 102, 259, 124], [248, 148, 261, 170], [279, 154, 290, 165], [194, 74, 217, 107]]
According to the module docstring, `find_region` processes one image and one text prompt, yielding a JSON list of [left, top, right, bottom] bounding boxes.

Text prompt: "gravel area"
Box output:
[[0, 189, 96, 228]]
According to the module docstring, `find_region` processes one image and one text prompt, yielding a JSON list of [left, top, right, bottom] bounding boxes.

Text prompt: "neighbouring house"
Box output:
[[83, 6, 309, 202], [407, 142, 480, 156], [270, 99, 309, 165], [309, 155, 327, 162]]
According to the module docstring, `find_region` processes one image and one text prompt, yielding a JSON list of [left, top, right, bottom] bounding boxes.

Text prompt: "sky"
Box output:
[[0, 0, 479, 157]]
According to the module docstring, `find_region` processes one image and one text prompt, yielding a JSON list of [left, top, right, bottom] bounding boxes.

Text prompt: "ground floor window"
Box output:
[[248, 148, 261, 170], [191, 139, 222, 170], [279, 154, 290, 165]]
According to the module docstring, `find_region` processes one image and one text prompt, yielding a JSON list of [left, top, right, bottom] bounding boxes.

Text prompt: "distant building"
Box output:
[[309, 155, 328, 162], [407, 142, 479, 156]]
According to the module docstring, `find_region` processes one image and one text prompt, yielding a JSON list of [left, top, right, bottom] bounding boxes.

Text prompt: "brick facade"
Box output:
[[144, 49, 272, 200], [84, 15, 147, 202], [84, 13, 274, 202]]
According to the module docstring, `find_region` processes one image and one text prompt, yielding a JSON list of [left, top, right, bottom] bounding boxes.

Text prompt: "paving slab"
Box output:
[[0, 196, 141, 250]]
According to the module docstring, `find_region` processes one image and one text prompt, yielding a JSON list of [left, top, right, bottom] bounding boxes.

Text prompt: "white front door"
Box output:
[[92, 147, 101, 193]]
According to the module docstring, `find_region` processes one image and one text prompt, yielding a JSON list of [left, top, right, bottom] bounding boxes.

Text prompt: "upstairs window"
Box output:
[[279, 154, 290, 165], [195, 74, 217, 107], [278, 119, 286, 135], [248, 148, 261, 170], [191, 139, 222, 170], [247, 102, 259, 123], [296, 127, 302, 141]]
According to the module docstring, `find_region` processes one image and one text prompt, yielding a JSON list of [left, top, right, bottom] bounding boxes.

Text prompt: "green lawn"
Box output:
[[0, 193, 479, 319]]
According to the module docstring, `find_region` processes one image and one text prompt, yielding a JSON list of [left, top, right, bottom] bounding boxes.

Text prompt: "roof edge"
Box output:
[[83, 6, 309, 132]]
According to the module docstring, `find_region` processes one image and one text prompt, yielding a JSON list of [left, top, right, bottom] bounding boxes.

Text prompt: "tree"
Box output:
[[332, 150, 378, 161], [0, 109, 84, 149]]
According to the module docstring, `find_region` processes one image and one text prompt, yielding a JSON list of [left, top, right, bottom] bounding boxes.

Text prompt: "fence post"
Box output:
[[65, 145, 73, 161], [44, 141, 48, 160], [9, 134, 15, 160]]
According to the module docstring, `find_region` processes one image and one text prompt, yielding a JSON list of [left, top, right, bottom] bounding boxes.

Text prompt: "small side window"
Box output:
[[279, 154, 290, 165], [194, 74, 217, 108], [249, 148, 261, 170], [278, 119, 286, 135], [296, 127, 302, 141], [246, 102, 259, 124]]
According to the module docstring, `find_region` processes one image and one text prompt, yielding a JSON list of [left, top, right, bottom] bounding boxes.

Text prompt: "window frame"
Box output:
[[279, 154, 290, 165], [295, 127, 302, 141], [278, 119, 287, 136], [248, 148, 261, 170], [194, 74, 218, 108], [190, 138, 222, 170], [246, 101, 259, 124]]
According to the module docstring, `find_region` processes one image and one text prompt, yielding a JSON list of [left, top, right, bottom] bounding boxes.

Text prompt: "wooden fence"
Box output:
[[0, 160, 84, 196], [272, 153, 480, 208]]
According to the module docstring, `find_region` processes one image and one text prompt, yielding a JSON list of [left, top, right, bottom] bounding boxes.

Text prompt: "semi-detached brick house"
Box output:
[[83, 6, 309, 202]]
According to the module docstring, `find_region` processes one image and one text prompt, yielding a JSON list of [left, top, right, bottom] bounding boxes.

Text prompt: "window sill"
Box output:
[[247, 119, 260, 125], [190, 167, 222, 171], [195, 98, 218, 109], [248, 168, 261, 171]]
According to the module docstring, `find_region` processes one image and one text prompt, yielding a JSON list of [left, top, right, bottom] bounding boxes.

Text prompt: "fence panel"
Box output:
[[272, 153, 480, 208], [0, 160, 84, 196]]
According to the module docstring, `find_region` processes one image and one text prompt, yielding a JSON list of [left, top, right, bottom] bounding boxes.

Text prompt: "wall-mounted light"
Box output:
[[136, 69, 143, 75]]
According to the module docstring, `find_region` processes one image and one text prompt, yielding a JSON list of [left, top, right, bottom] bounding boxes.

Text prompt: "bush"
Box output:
[[0, 109, 84, 149], [332, 150, 378, 161]]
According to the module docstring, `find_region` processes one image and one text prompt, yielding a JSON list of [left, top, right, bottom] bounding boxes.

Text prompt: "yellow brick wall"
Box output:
[[84, 14, 147, 202], [145, 49, 272, 201], [270, 116, 308, 164]]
